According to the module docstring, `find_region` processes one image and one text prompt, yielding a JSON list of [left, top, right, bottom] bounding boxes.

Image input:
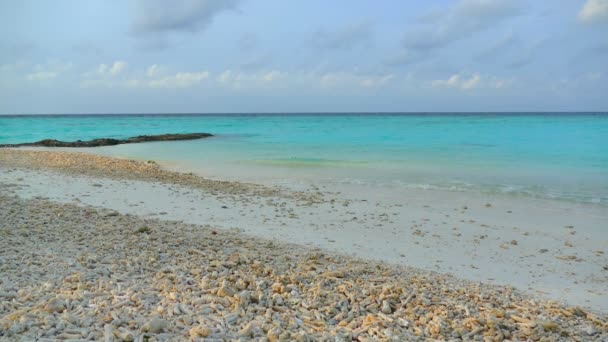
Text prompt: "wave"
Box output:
[[333, 178, 607, 206], [248, 158, 370, 168]]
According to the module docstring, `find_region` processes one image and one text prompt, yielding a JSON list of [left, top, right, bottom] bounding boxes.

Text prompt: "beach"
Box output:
[[1, 149, 606, 341], [4, 0, 608, 339]]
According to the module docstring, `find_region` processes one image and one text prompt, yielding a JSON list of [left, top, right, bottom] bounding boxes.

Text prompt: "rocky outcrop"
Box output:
[[0, 133, 213, 148]]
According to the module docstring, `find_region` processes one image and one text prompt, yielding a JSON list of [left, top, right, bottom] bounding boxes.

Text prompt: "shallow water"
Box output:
[[1, 113, 607, 205]]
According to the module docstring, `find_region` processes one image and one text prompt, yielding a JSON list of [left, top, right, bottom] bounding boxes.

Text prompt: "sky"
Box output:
[[0, 0, 607, 113]]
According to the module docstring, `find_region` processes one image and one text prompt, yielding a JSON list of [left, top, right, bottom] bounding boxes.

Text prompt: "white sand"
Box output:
[[1, 166, 606, 313]]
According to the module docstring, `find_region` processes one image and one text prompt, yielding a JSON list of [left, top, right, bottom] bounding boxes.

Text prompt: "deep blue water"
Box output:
[[1, 113, 607, 205]]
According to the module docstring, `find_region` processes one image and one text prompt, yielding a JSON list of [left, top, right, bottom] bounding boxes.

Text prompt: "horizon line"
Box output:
[[1, 111, 608, 116]]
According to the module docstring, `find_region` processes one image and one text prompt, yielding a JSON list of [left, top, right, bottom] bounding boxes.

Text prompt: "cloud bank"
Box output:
[[311, 22, 373, 50], [578, 0, 608, 24], [403, 0, 521, 51], [132, 0, 241, 35]]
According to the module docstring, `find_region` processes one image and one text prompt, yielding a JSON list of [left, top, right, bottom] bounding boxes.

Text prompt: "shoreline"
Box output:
[[0, 149, 322, 202], [1, 148, 607, 339], [8, 147, 608, 209]]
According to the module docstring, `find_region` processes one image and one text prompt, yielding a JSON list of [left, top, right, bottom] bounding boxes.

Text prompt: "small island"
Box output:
[[0, 133, 213, 148]]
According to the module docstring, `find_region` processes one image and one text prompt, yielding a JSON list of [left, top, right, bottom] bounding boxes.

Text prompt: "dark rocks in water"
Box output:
[[126, 133, 213, 143], [0, 133, 213, 148]]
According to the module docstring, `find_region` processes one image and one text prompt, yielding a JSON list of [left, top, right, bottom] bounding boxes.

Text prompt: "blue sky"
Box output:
[[0, 0, 607, 113]]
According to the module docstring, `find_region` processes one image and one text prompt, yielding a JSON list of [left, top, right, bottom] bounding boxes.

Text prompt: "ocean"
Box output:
[[1, 113, 607, 205]]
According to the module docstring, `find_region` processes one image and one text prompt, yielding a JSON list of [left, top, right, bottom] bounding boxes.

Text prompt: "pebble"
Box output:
[[0, 151, 606, 341], [44, 297, 66, 313], [381, 300, 392, 314], [189, 325, 211, 338], [585, 325, 598, 336], [1, 194, 604, 341], [141, 319, 169, 333]]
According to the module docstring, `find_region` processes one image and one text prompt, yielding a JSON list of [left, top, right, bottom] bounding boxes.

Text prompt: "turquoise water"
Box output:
[[1, 113, 607, 205]]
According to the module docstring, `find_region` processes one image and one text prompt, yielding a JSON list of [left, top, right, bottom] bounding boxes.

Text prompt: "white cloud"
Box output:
[[216, 69, 288, 89], [431, 73, 492, 91], [81, 61, 132, 88], [462, 74, 481, 89], [147, 71, 209, 88], [26, 71, 58, 81], [0, 61, 29, 73], [217, 70, 234, 84], [433, 74, 461, 87], [83, 62, 210, 89], [146, 64, 160, 77], [24, 61, 72, 83], [110, 61, 127, 75], [360, 74, 395, 88], [261, 70, 287, 83], [578, 0, 608, 24], [319, 72, 350, 88], [494, 79, 506, 88], [97, 61, 127, 76], [216, 69, 396, 91], [318, 71, 395, 89]]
